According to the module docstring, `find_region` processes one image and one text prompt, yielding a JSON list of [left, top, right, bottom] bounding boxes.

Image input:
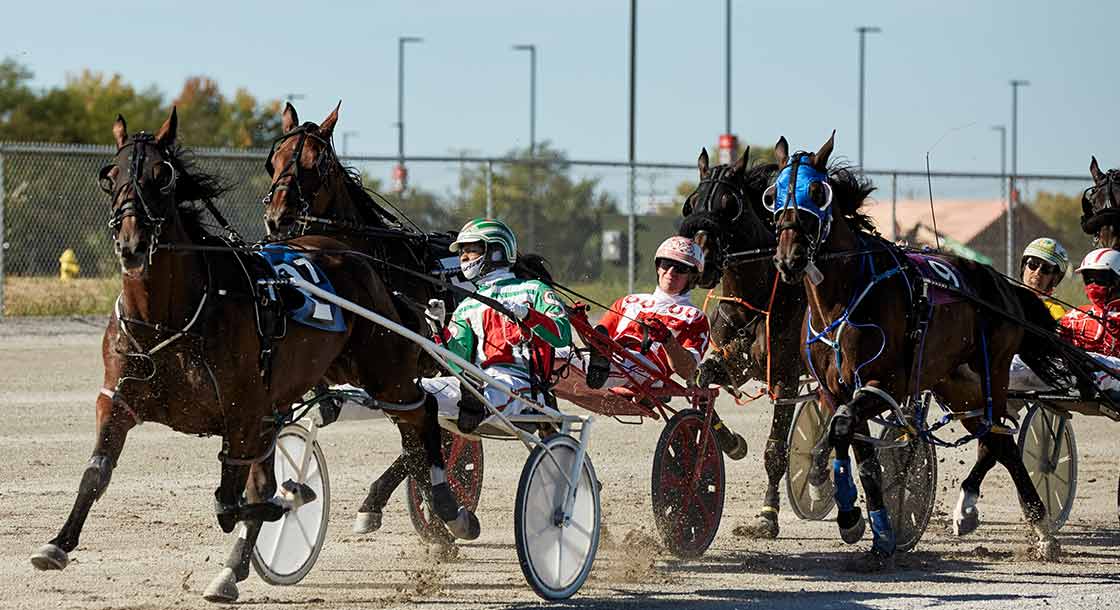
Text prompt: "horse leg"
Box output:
[[710, 409, 749, 460], [353, 453, 408, 534], [851, 424, 895, 570], [828, 389, 886, 546], [989, 429, 1060, 560], [417, 396, 480, 541], [205, 459, 277, 602], [738, 402, 794, 539], [955, 434, 997, 536], [31, 392, 135, 570]]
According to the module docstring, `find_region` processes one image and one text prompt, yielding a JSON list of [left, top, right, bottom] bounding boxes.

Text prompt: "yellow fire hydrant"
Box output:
[[59, 249, 80, 281]]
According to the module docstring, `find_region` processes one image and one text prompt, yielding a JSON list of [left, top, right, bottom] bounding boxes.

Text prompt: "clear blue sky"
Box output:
[[5, 0, 1116, 179]]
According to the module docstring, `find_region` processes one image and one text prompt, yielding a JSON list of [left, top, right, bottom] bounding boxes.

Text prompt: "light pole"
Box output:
[[512, 44, 537, 157], [395, 36, 423, 192], [627, 0, 637, 294], [856, 26, 881, 169], [341, 130, 359, 157], [724, 0, 731, 136], [991, 125, 1006, 204], [1008, 79, 1029, 274]]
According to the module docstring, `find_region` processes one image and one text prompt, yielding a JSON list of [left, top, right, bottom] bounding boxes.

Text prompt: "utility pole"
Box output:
[[1008, 79, 1029, 274], [856, 26, 881, 168]]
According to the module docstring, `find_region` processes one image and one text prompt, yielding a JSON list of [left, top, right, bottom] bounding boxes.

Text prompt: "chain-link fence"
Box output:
[[0, 141, 1092, 317]]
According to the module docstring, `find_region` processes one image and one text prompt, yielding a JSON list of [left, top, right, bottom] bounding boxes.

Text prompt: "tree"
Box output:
[[1032, 191, 1093, 255]]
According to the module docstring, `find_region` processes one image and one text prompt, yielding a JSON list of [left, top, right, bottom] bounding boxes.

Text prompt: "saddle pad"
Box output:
[[905, 253, 969, 306], [257, 245, 347, 332]]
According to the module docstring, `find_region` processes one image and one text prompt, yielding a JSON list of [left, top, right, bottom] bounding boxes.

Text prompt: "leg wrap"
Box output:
[[223, 524, 255, 580], [868, 508, 896, 556], [213, 490, 241, 534], [857, 455, 886, 513], [833, 458, 858, 513]]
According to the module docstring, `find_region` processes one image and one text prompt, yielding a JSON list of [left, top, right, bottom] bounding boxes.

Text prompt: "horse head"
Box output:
[[100, 108, 182, 278], [262, 101, 344, 236], [1083, 156, 1120, 249], [770, 132, 839, 284], [679, 147, 775, 289]]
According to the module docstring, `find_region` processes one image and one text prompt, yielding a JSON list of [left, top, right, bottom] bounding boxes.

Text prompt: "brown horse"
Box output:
[[679, 148, 806, 538], [29, 109, 475, 603], [1082, 156, 1120, 249], [771, 132, 1097, 569], [261, 102, 465, 539]]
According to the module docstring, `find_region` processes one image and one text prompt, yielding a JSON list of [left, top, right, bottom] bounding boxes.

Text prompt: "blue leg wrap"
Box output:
[[868, 508, 896, 556], [833, 458, 858, 512]]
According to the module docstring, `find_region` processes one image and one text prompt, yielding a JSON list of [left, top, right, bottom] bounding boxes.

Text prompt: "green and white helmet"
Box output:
[[1022, 237, 1070, 274], [450, 218, 518, 280]]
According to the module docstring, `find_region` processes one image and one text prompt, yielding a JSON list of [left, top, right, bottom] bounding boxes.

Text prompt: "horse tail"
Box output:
[[512, 253, 554, 283], [1010, 284, 1100, 391]]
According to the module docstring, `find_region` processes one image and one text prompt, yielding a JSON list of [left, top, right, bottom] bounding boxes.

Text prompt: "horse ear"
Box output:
[[1091, 156, 1105, 183], [112, 114, 128, 148], [155, 107, 178, 148], [698, 148, 710, 177], [814, 130, 835, 170], [733, 146, 750, 173], [282, 102, 299, 133], [319, 101, 341, 137], [774, 137, 789, 169]]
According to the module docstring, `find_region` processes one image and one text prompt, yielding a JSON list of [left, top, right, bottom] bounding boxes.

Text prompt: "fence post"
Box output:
[[0, 146, 5, 321], [1006, 174, 1015, 275], [485, 160, 493, 218], [890, 172, 898, 242], [627, 163, 636, 295]]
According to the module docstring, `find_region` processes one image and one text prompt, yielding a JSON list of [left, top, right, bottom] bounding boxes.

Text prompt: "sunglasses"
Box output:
[[1083, 270, 1118, 287], [1024, 257, 1059, 275], [657, 259, 695, 274]]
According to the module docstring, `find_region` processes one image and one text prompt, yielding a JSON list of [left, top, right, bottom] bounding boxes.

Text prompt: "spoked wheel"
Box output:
[[651, 409, 725, 558], [786, 394, 836, 520], [252, 422, 330, 585], [1018, 402, 1077, 532], [407, 430, 484, 542], [876, 393, 937, 553], [515, 433, 600, 601]]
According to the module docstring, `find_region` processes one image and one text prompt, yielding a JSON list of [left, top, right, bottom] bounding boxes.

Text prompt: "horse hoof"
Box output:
[[954, 508, 980, 536], [447, 508, 481, 541], [844, 550, 894, 573], [733, 512, 779, 539], [202, 567, 239, 603], [30, 544, 69, 571], [839, 510, 865, 544], [352, 510, 382, 534]]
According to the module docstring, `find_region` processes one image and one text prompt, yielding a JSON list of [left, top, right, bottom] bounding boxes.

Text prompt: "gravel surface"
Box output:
[[2, 316, 1119, 609]]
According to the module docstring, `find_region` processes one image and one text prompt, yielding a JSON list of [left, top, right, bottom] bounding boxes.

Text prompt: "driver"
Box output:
[[1019, 237, 1069, 320], [421, 218, 571, 433]]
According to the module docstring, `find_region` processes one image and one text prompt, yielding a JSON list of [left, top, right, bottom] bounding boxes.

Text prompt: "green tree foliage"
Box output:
[[454, 143, 618, 280], [1032, 191, 1094, 256], [0, 58, 279, 148]]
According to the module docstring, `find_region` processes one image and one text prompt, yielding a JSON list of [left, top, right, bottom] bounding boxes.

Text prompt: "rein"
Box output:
[[702, 272, 781, 402]]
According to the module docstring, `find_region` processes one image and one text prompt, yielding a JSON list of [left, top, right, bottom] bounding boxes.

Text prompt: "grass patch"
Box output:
[[4, 276, 118, 317]]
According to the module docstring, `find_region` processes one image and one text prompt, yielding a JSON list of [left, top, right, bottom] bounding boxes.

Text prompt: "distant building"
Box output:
[[862, 199, 1058, 274]]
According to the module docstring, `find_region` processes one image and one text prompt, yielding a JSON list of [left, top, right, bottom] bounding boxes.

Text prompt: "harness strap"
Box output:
[[100, 388, 144, 426]]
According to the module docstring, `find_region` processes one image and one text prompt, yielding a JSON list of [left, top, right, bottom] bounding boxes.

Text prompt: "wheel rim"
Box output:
[[517, 435, 599, 599], [407, 432, 484, 539], [1020, 405, 1077, 530], [253, 425, 330, 584], [786, 399, 835, 521], [877, 425, 936, 553], [652, 411, 724, 557]]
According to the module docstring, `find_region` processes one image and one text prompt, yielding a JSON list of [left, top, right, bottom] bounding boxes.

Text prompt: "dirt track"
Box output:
[[3, 316, 1120, 609]]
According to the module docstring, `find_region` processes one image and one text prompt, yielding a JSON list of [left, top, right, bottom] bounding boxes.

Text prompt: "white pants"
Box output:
[[1008, 353, 1120, 392], [554, 345, 665, 390], [419, 368, 537, 422]]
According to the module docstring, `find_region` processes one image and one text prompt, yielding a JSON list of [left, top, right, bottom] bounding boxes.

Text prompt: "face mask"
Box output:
[[1086, 283, 1113, 307], [461, 256, 485, 280]]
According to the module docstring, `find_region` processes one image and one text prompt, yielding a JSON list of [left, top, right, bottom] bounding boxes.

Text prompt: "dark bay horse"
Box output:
[[679, 148, 806, 538], [29, 109, 475, 603], [1082, 156, 1120, 249], [770, 132, 1098, 569], [261, 102, 463, 539]]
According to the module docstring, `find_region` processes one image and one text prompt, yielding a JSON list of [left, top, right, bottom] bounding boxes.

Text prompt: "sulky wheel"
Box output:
[[1018, 402, 1077, 532], [252, 422, 331, 585], [876, 393, 937, 553], [514, 433, 600, 601], [651, 409, 725, 559], [786, 394, 836, 520], [407, 430, 484, 542]]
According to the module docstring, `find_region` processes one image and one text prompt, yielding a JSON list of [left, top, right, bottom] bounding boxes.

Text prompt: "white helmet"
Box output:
[[1075, 248, 1120, 277], [655, 236, 704, 274]]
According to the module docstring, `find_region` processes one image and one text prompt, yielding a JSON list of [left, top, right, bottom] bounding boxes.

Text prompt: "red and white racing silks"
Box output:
[[1059, 298, 1120, 358], [596, 288, 710, 377]]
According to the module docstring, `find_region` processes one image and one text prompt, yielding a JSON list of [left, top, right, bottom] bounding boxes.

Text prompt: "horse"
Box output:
[[1081, 156, 1120, 249], [29, 108, 477, 603], [770, 132, 1097, 569], [678, 148, 807, 538], [260, 102, 470, 541]]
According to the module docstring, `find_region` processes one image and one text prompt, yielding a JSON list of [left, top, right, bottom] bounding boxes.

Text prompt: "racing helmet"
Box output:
[[1022, 237, 1070, 275], [450, 218, 518, 280], [1075, 247, 1120, 278], [654, 236, 704, 274]]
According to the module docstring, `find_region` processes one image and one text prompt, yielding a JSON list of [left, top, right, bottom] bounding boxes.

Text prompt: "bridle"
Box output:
[[683, 164, 754, 283], [262, 122, 335, 235], [101, 133, 177, 257], [766, 152, 833, 262], [1083, 169, 1120, 236]]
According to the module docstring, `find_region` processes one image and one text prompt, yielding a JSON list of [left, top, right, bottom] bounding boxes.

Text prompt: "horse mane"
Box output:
[[336, 162, 403, 229], [827, 162, 878, 235], [164, 144, 229, 242], [679, 161, 777, 247]]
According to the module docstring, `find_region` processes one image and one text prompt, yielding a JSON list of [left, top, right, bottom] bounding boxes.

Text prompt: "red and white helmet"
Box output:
[[1075, 248, 1120, 277], [654, 236, 704, 274]]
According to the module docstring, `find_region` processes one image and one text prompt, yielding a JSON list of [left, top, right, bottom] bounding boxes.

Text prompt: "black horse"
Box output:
[[1082, 156, 1120, 250], [680, 148, 807, 538]]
